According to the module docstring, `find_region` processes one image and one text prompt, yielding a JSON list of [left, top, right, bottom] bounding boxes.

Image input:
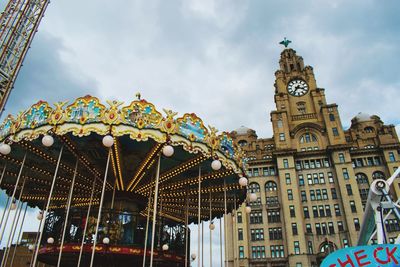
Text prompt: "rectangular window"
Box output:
[[237, 212, 242, 223], [316, 189, 322, 200], [332, 127, 339, 136], [324, 158, 331, 167], [292, 223, 298, 235], [307, 174, 313, 185], [325, 205, 332, 217], [308, 241, 314, 254], [343, 238, 349, 248], [263, 167, 269, 176], [346, 184, 353, 195], [322, 189, 328, 200], [338, 221, 344, 232], [328, 222, 335, 234], [350, 201, 357, 213], [328, 172, 334, 183], [303, 207, 310, 218], [310, 160, 316, 169], [354, 218, 360, 231], [270, 246, 276, 258], [312, 206, 318, 218], [339, 153, 345, 163], [316, 159, 322, 168], [267, 210, 280, 223], [319, 205, 325, 217], [283, 159, 289, 168], [296, 161, 302, 170], [331, 188, 337, 199], [290, 205, 296, 217], [301, 191, 307, 202], [279, 133, 285, 141], [342, 168, 349, 180], [322, 223, 327, 235], [298, 174, 304, 186], [287, 189, 293, 200], [313, 173, 319, 184], [294, 241, 300, 255], [250, 211, 263, 224], [316, 223, 321, 235], [310, 190, 315, 201], [279, 245, 285, 258], [285, 173, 291, 185], [239, 246, 244, 259], [306, 223, 312, 234], [334, 204, 341, 216], [251, 228, 264, 241], [389, 152, 396, 162], [238, 228, 243, 240], [319, 172, 325, 184], [304, 160, 310, 169], [269, 228, 282, 240]]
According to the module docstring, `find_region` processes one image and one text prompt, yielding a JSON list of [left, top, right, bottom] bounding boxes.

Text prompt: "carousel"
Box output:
[[0, 95, 248, 267]]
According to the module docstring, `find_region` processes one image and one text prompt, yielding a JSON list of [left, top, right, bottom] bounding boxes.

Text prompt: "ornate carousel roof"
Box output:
[[0, 95, 247, 223]]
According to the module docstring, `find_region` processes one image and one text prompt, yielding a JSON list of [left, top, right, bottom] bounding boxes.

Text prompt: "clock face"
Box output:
[[287, 79, 309, 96]]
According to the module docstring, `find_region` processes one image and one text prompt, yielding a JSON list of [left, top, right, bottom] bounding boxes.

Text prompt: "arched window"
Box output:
[[248, 182, 260, 193], [372, 171, 385, 180], [319, 241, 337, 254], [356, 173, 369, 185], [265, 181, 277, 192], [238, 140, 247, 147], [299, 133, 318, 144], [364, 127, 374, 133]]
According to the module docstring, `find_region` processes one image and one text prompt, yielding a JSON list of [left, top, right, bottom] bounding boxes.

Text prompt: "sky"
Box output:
[[0, 0, 400, 266]]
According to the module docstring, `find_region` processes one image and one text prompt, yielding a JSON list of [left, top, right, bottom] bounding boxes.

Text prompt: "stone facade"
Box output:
[[224, 48, 400, 267]]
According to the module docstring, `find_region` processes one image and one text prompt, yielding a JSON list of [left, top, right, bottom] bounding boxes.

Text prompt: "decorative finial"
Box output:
[[279, 37, 292, 48], [135, 92, 141, 100]]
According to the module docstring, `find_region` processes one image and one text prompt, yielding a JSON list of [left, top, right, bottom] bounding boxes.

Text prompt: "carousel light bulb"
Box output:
[[28, 244, 35, 251], [10, 202, 17, 210], [37, 211, 43, 221], [245, 206, 252, 214], [103, 237, 110, 244], [191, 253, 197, 260], [162, 244, 169, 251], [239, 177, 248, 187], [42, 135, 54, 147], [211, 159, 222, 171], [209, 222, 215, 230], [249, 193, 257, 202], [47, 237, 54, 244], [0, 143, 11, 155], [102, 135, 114, 147], [162, 145, 174, 157]]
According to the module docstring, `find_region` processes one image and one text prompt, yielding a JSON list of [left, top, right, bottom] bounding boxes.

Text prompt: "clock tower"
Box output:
[[271, 47, 346, 151]]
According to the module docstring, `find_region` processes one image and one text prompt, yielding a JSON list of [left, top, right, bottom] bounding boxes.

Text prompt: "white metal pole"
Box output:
[[223, 179, 227, 267], [9, 202, 28, 267], [0, 196, 10, 229], [57, 159, 79, 267], [149, 154, 161, 267], [209, 192, 212, 267], [77, 178, 97, 267], [89, 150, 111, 267], [0, 163, 7, 186], [0, 151, 27, 243], [32, 145, 64, 267], [201, 221, 204, 267], [29, 208, 44, 267], [142, 181, 154, 267], [219, 217, 223, 267], [197, 167, 201, 267], [184, 191, 189, 267]]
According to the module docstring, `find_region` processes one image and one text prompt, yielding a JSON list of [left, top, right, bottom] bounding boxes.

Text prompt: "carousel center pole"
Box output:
[[197, 166, 201, 267], [89, 149, 111, 267], [77, 177, 97, 267], [57, 159, 79, 267], [0, 151, 26, 244], [32, 145, 64, 267], [142, 176, 154, 267], [149, 154, 161, 267]]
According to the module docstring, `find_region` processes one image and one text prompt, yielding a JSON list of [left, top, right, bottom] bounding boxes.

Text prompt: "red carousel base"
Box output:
[[39, 244, 185, 267]]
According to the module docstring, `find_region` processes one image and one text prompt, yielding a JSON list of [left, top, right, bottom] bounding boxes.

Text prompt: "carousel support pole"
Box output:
[[2, 178, 26, 267], [149, 154, 161, 267], [197, 167, 201, 267], [9, 202, 28, 267], [32, 145, 64, 267], [30, 206, 44, 267], [89, 150, 111, 267], [0, 196, 10, 229], [0, 163, 7, 186], [57, 159, 79, 267], [77, 178, 97, 267], [223, 179, 227, 267], [184, 191, 189, 267], [201, 221, 204, 267], [219, 217, 223, 267], [0, 151, 27, 244], [209, 191, 212, 267], [142, 179, 154, 267], [233, 194, 238, 267], [111, 180, 116, 210]]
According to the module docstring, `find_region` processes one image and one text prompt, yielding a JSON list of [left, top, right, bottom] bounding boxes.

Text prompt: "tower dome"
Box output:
[[354, 112, 371, 122]]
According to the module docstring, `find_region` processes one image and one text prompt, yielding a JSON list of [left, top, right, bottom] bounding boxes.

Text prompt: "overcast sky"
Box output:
[[1, 0, 400, 266]]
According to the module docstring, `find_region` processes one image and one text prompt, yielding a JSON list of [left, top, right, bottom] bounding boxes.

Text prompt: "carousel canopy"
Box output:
[[0, 95, 246, 224]]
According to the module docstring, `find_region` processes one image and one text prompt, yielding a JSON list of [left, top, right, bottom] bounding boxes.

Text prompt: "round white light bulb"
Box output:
[[37, 211, 43, 220], [162, 145, 174, 157], [239, 177, 248, 187], [209, 223, 215, 230], [245, 206, 252, 214], [102, 135, 114, 147], [211, 159, 222, 171], [0, 143, 11, 155], [42, 135, 54, 147], [103, 237, 110, 244], [47, 237, 54, 244], [28, 244, 35, 251], [249, 193, 257, 202], [162, 244, 169, 251], [191, 253, 197, 260], [10, 202, 17, 210]]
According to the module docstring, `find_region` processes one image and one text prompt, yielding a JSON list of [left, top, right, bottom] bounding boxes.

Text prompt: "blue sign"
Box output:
[[321, 244, 400, 267]]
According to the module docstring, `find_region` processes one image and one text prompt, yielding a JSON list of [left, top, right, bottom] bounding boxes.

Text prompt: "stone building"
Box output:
[[225, 47, 400, 267]]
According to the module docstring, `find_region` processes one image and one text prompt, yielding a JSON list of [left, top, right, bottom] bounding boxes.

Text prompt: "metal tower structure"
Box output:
[[0, 0, 49, 117]]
